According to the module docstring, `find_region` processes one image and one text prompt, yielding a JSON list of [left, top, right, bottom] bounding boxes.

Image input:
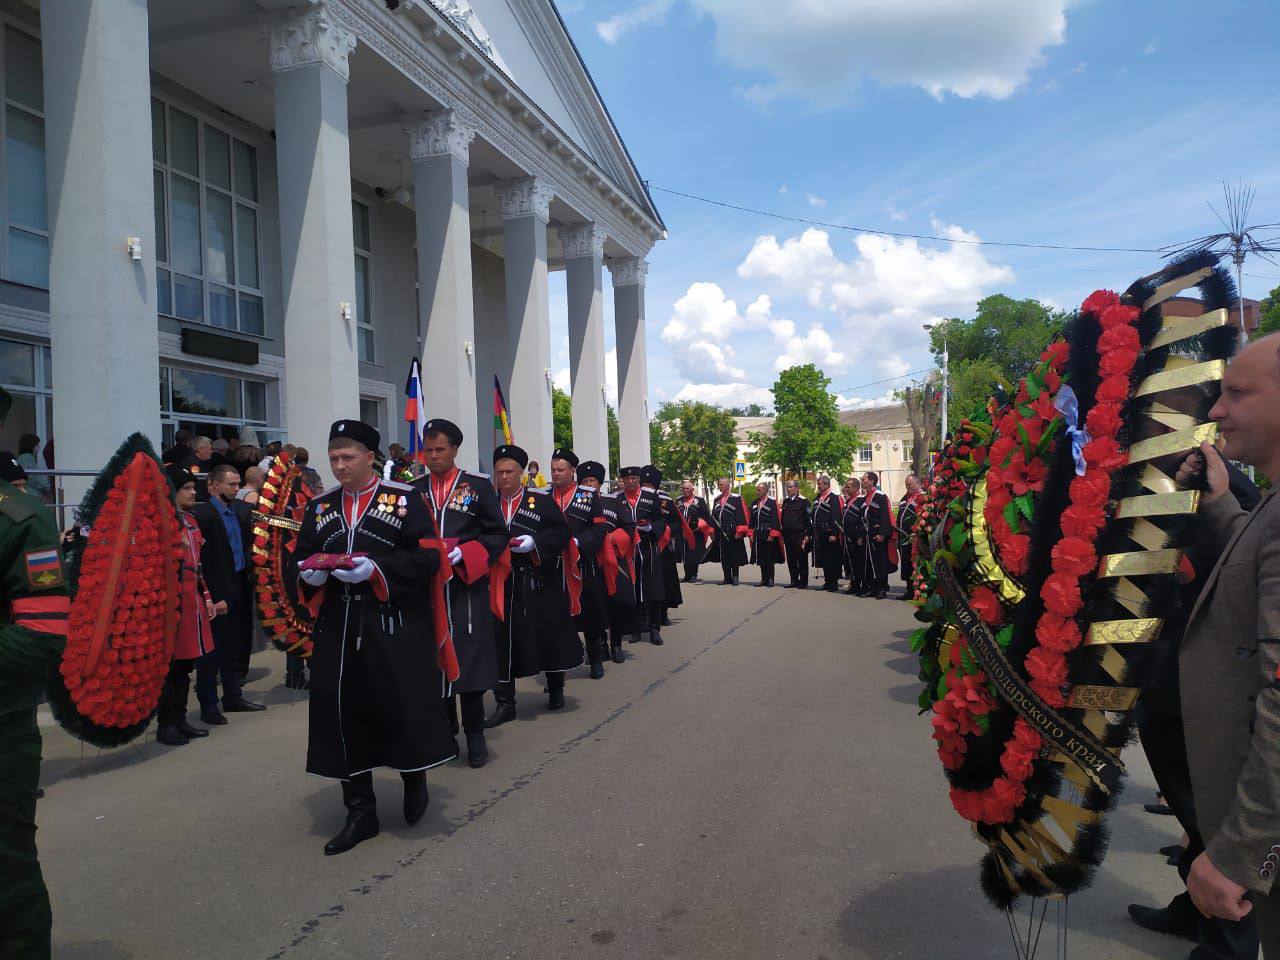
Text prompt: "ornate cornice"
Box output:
[[607, 257, 648, 288], [556, 223, 605, 260], [330, 1, 658, 256], [263, 3, 358, 82], [427, 0, 500, 66], [495, 177, 553, 222], [406, 107, 477, 164]]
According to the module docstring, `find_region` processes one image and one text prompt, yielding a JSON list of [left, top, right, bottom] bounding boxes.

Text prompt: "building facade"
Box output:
[[733, 404, 916, 503], [4, 0, 662, 502]]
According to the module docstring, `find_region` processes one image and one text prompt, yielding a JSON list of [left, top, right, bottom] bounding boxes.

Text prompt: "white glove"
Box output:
[[637, 522, 653, 533], [511, 534, 536, 554], [572, 536, 579, 548], [332, 556, 376, 584], [448, 546, 463, 566], [299, 568, 329, 587]]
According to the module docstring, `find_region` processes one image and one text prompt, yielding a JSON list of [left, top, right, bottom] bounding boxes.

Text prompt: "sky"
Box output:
[[543, 0, 1280, 413]]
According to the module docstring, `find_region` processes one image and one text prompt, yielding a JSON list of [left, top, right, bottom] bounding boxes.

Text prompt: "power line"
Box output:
[[830, 368, 933, 395], [648, 184, 1167, 255]]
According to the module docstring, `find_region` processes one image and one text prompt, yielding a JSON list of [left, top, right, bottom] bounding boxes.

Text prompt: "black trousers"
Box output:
[[865, 542, 890, 595], [157, 658, 196, 727], [784, 535, 808, 587], [683, 557, 700, 581], [1137, 707, 1259, 959], [196, 577, 247, 706], [818, 538, 842, 589], [0, 709, 51, 960], [900, 555, 915, 598], [447, 690, 486, 735], [721, 558, 739, 584]]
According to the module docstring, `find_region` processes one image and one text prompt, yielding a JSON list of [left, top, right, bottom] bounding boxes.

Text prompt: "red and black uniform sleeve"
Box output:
[[0, 498, 70, 710]]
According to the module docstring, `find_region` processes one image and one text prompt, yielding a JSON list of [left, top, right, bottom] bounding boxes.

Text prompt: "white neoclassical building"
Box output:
[[2, 0, 662, 499]]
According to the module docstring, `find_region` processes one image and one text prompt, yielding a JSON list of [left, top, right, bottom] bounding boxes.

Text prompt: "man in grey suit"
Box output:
[[1176, 332, 1280, 953]]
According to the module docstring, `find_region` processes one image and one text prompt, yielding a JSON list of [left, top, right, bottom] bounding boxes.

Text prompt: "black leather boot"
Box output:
[[466, 731, 489, 768], [649, 628, 664, 646], [485, 682, 517, 728], [547, 687, 566, 710], [610, 637, 626, 663], [156, 724, 188, 746], [325, 776, 379, 855], [402, 771, 429, 825], [589, 659, 605, 679]]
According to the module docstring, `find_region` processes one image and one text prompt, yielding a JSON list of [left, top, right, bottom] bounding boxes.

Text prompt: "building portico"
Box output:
[[17, 0, 662, 498]]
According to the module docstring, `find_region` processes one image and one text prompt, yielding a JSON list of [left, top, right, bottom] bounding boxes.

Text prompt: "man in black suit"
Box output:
[[193, 464, 266, 724], [780, 479, 812, 589]]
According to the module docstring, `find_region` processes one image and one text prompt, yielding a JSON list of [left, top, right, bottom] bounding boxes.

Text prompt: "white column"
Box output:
[[264, 5, 359, 462], [496, 177, 554, 471], [408, 107, 479, 470], [43, 0, 159, 505], [610, 258, 651, 466], [557, 223, 609, 465]]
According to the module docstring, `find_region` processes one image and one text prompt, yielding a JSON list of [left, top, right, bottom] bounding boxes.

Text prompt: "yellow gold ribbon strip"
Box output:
[[1138, 465, 1179, 495], [1042, 793, 1102, 835], [1098, 548, 1183, 578], [1134, 360, 1226, 398], [1117, 490, 1200, 518], [1085, 618, 1162, 646], [1146, 402, 1200, 431], [1068, 685, 1141, 711], [968, 478, 1027, 604], [1127, 423, 1218, 464], [1148, 308, 1229, 350], [1128, 516, 1170, 552], [1112, 577, 1149, 616], [1096, 644, 1128, 683], [1142, 266, 1214, 312]]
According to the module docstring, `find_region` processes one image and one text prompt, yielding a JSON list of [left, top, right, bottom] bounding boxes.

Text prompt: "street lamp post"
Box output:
[[924, 322, 949, 441]]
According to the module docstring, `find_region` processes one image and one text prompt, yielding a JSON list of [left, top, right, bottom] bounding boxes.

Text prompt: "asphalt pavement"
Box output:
[[37, 567, 1191, 960]]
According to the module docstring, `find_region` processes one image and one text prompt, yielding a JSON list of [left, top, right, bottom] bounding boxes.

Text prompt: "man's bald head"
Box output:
[[1209, 332, 1280, 478]]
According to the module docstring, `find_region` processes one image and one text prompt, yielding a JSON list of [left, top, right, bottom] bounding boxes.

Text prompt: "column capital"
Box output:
[[495, 177, 553, 222], [556, 223, 605, 261], [607, 257, 648, 288], [406, 107, 477, 164], [262, 3, 357, 82]]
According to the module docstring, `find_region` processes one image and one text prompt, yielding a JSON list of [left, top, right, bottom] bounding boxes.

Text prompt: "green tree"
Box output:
[[1255, 284, 1280, 337], [948, 356, 1008, 426], [552, 386, 573, 450], [929, 295, 1067, 382], [897, 374, 942, 476], [724, 402, 767, 417], [749, 364, 861, 476], [649, 400, 738, 485], [551, 386, 620, 475]]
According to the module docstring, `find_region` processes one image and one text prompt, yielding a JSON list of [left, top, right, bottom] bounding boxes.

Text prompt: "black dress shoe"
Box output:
[[650, 629, 664, 646], [610, 640, 626, 664], [284, 675, 310, 690], [823, 585, 839, 592], [548, 688, 565, 710], [466, 732, 489, 768], [1144, 802, 1174, 816], [875, 591, 888, 600], [199, 708, 227, 726], [660, 614, 672, 626], [485, 702, 517, 728], [1126, 903, 1196, 941], [1158, 843, 1185, 858], [156, 724, 189, 746], [324, 812, 379, 855], [720, 578, 733, 585], [176, 719, 209, 739], [223, 697, 267, 713], [589, 660, 605, 679], [402, 773, 429, 825]]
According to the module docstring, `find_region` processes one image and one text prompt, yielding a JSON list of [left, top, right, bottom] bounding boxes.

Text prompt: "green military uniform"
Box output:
[[0, 476, 68, 960]]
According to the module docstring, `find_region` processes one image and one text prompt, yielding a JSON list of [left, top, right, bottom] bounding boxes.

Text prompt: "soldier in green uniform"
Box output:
[[0, 386, 69, 960]]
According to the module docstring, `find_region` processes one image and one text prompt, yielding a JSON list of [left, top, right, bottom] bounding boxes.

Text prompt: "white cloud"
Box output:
[[553, 367, 570, 392], [836, 389, 901, 411], [877, 353, 911, 379], [660, 282, 748, 383], [738, 224, 1014, 336], [596, 0, 675, 44], [674, 382, 774, 409], [688, 0, 1071, 106], [807, 193, 828, 208], [886, 206, 908, 222], [779, 184, 789, 195], [1143, 39, 1157, 54]]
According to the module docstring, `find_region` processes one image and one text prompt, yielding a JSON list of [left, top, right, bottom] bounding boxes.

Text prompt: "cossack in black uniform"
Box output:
[[780, 486, 812, 588]]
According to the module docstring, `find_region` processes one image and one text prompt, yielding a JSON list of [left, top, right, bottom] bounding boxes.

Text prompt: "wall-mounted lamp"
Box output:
[[463, 340, 474, 357], [340, 302, 353, 322], [544, 367, 553, 384], [126, 237, 143, 261]]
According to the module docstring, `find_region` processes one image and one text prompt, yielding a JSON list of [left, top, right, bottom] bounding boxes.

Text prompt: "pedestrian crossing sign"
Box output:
[[734, 461, 745, 479]]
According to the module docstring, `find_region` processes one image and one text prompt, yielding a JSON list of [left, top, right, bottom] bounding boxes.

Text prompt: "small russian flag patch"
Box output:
[[24, 548, 62, 587]]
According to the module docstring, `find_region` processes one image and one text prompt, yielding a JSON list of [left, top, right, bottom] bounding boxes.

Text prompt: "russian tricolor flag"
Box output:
[[404, 358, 427, 461]]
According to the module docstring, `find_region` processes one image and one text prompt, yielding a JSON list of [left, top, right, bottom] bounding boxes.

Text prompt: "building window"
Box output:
[[160, 364, 278, 447], [359, 396, 382, 437], [1, 26, 47, 288], [0, 337, 51, 454], [902, 440, 914, 464], [353, 200, 374, 362], [152, 99, 264, 335], [858, 443, 873, 463]]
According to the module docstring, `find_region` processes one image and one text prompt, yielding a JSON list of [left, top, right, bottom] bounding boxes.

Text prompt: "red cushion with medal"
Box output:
[[299, 552, 368, 572]]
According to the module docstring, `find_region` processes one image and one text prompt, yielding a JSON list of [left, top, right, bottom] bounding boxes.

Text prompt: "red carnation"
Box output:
[[1001, 745, 1035, 781], [1001, 534, 1030, 575], [1025, 646, 1070, 689], [1099, 302, 1139, 330], [1098, 323, 1140, 353], [1068, 472, 1112, 509], [1081, 290, 1120, 316], [1011, 719, 1042, 753], [1031, 392, 1058, 423], [1043, 366, 1062, 393], [1041, 572, 1083, 617], [1036, 614, 1083, 654], [1100, 349, 1138, 377], [1085, 401, 1124, 439], [969, 586, 1005, 626], [1051, 537, 1097, 577], [1041, 340, 1070, 367], [1095, 374, 1132, 405]]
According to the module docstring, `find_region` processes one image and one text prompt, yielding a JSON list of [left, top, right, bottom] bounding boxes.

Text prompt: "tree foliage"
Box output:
[[649, 400, 738, 485], [1255, 284, 1280, 337], [551, 385, 621, 475], [749, 364, 861, 476], [929, 295, 1067, 380], [724, 402, 767, 417]]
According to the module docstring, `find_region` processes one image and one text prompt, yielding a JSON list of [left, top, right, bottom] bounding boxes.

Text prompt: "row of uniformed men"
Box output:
[[673, 472, 926, 599], [296, 417, 709, 855]]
